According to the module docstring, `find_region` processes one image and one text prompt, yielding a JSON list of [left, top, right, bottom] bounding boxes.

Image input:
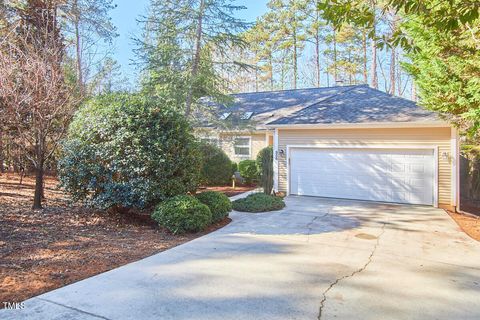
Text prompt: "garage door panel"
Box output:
[[290, 148, 434, 205]]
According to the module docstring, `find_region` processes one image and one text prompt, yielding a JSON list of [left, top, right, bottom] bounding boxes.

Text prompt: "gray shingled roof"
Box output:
[[216, 85, 354, 114], [268, 85, 440, 125], [199, 85, 441, 129], [198, 86, 355, 129]]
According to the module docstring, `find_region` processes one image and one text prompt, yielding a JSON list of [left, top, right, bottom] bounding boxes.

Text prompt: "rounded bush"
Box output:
[[196, 191, 232, 222], [152, 195, 212, 234], [238, 160, 258, 184], [199, 143, 234, 186], [58, 93, 201, 209], [232, 193, 285, 212]]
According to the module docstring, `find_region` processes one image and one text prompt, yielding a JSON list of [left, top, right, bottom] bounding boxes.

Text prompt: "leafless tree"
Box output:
[[0, 1, 77, 209]]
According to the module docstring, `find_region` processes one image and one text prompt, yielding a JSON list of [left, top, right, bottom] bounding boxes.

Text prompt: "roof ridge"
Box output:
[[371, 86, 419, 105], [230, 84, 366, 97], [266, 85, 361, 125]]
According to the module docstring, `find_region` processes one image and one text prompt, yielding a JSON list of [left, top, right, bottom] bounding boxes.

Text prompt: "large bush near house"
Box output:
[[199, 143, 233, 186], [256, 146, 273, 195], [152, 195, 212, 234], [58, 93, 201, 209], [238, 159, 258, 184], [196, 191, 232, 222], [232, 193, 285, 212]]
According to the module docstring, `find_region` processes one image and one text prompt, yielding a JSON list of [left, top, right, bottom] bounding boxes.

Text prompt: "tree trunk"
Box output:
[[371, 34, 378, 88], [411, 81, 417, 101], [185, 0, 205, 117], [315, 10, 321, 87], [0, 131, 4, 173], [293, 26, 298, 89], [370, 0, 378, 88], [280, 53, 286, 90], [269, 54, 274, 90], [389, 12, 399, 95], [348, 51, 353, 84], [389, 46, 396, 95], [73, 0, 83, 94], [397, 51, 402, 96], [32, 131, 45, 209], [33, 141, 44, 209], [33, 164, 44, 209], [333, 29, 337, 83], [254, 58, 259, 92], [315, 35, 321, 87], [362, 30, 368, 84]]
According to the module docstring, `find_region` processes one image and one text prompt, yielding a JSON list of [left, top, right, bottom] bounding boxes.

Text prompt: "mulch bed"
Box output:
[[0, 173, 230, 305], [447, 210, 480, 241], [198, 185, 256, 197]]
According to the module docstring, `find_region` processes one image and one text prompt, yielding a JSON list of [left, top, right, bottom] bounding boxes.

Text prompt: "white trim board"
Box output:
[[273, 129, 279, 192], [451, 127, 460, 210], [285, 144, 439, 207]]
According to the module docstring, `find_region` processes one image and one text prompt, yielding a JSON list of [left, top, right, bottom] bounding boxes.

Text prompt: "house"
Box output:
[[199, 85, 459, 211]]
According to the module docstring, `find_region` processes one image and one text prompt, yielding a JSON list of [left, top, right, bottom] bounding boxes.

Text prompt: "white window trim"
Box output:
[[233, 136, 252, 158], [285, 144, 439, 208]]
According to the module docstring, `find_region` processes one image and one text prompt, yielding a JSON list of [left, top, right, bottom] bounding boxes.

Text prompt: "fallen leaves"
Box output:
[[0, 173, 230, 305]]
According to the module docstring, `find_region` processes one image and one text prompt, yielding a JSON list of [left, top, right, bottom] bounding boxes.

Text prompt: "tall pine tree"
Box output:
[[138, 0, 249, 117]]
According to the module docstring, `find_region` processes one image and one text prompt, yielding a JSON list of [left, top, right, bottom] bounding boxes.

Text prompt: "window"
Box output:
[[219, 112, 231, 120], [234, 137, 251, 157], [240, 112, 254, 120]]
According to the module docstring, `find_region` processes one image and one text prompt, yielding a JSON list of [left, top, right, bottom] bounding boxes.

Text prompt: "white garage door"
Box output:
[[290, 148, 435, 205]]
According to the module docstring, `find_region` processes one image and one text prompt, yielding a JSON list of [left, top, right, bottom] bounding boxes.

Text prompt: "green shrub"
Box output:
[[152, 195, 212, 234], [232, 193, 285, 212], [199, 143, 233, 186], [196, 191, 232, 222], [256, 146, 273, 195], [231, 161, 238, 174], [58, 93, 201, 209], [238, 160, 258, 184]]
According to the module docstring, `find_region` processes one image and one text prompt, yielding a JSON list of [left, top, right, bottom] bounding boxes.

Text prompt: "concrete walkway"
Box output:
[[3, 196, 480, 320]]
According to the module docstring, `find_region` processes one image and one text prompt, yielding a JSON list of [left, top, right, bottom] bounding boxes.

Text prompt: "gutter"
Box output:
[[265, 121, 451, 129]]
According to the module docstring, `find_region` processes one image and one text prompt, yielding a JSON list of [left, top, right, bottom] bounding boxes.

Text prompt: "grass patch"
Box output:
[[232, 193, 285, 212]]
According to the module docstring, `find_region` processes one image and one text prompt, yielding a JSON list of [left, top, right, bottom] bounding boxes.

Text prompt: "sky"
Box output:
[[110, 0, 269, 83]]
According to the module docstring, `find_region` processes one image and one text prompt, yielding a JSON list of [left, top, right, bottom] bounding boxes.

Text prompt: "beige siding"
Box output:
[[219, 133, 267, 163], [277, 127, 453, 206]]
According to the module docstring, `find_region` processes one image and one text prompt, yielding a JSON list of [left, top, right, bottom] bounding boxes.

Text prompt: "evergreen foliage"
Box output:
[[152, 195, 212, 234], [58, 93, 201, 209], [196, 191, 232, 222], [317, 0, 480, 139], [199, 142, 234, 186], [256, 147, 274, 195], [238, 160, 258, 184], [232, 193, 285, 212]]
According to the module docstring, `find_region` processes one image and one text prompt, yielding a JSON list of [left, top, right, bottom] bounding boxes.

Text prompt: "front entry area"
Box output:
[[289, 147, 435, 205]]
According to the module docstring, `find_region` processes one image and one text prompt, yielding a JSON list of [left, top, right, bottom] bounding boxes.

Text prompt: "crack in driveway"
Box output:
[[36, 298, 112, 320], [317, 223, 386, 320], [306, 214, 328, 241]]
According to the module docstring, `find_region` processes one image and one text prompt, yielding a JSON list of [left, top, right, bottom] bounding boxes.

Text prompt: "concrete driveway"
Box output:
[[3, 196, 480, 320]]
